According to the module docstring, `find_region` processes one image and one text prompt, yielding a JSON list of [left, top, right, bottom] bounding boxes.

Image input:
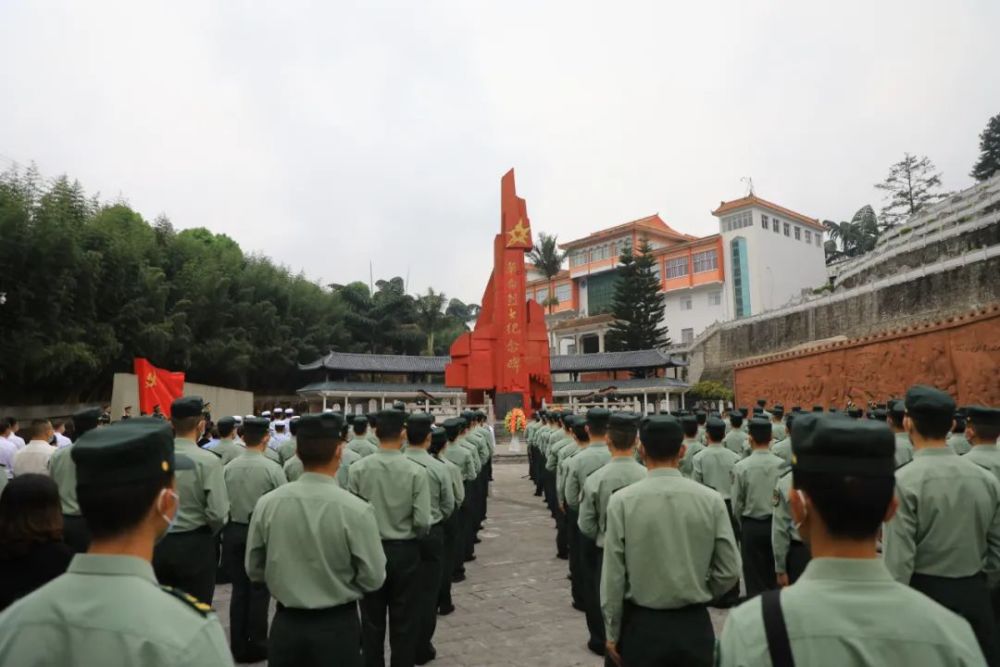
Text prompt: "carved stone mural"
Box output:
[[734, 306, 1000, 408]]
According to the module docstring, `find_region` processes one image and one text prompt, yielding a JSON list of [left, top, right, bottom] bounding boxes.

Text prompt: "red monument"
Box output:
[[445, 169, 552, 416]]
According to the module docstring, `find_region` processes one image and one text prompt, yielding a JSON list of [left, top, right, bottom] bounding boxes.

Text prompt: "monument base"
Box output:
[[495, 392, 524, 421]]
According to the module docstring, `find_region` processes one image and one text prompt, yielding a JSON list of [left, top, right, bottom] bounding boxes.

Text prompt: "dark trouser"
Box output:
[[153, 526, 216, 605], [362, 539, 421, 667], [787, 540, 811, 584], [62, 514, 90, 553], [528, 445, 537, 481], [224, 522, 269, 662], [543, 467, 559, 518], [482, 458, 491, 520], [619, 602, 714, 667], [723, 499, 741, 543], [478, 465, 489, 524], [416, 524, 445, 661], [740, 516, 776, 599], [566, 507, 584, 607], [270, 602, 362, 667], [533, 448, 545, 494], [463, 481, 478, 560], [580, 535, 605, 649], [911, 573, 1000, 666], [215, 528, 231, 584], [555, 506, 568, 558], [455, 492, 472, 576], [438, 512, 460, 609]]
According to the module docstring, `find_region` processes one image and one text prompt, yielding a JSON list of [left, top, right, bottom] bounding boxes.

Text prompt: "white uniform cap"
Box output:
[[285, 408, 295, 415], [323, 408, 334, 413], [262, 410, 271, 417], [233, 416, 244, 424], [243, 415, 254, 420]]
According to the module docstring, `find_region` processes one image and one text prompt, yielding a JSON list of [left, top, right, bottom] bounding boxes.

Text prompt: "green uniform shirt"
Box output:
[[556, 442, 582, 505], [469, 428, 491, 466], [277, 437, 297, 464], [48, 445, 80, 515], [223, 450, 287, 523], [578, 457, 646, 548], [718, 558, 985, 667], [771, 420, 787, 443], [948, 433, 972, 456], [564, 441, 611, 510], [731, 449, 785, 519], [442, 456, 465, 505], [347, 448, 432, 540], [458, 436, 482, 476], [443, 440, 476, 482], [172, 438, 229, 534], [0, 554, 233, 666], [679, 438, 704, 478], [405, 448, 456, 523], [545, 433, 572, 471], [772, 471, 801, 574], [283, 455, 303, 482], [894, 431, 914, 468], [966, 445, 1000, 483], [770, 437, 792, 471], [885, 447, 1000, 583], [246, 472, 386, 608], [212, 438, 242, 466], [526, 421, 540, 447], [723, 429, 750, 458], [692, 443, 741, 499], [601, 468, 741, 642], [365, 431, 380, 449], [537, 427, 554, 455], [348, 436, 379, 458], [284, 448, 359, 488]]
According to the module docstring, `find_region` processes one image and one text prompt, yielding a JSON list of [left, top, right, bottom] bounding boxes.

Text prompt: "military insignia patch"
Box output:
[[772, 489, 780, 507], [159, 585, 214, 617]]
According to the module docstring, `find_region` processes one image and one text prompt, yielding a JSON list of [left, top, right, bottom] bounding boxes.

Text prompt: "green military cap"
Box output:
[[377, 408, 408, 432], [694, 411, 707, 424], [812, 405, 824, 412], [888, 400, 906, 419], [430, 426, 448, 448], [752, 407, 764, 416], [474, 410, 487, 419], [296, 412, 346, 439], [791, 406, 802, 413], [785, 413, 796, 429], [442, 418, 464, 440], [748, 417, 772, 442], [640, 415, 682, 443], [871, 408, 888, 421], [679, 415, 698, 426], [391, 401, 407, 411], [586, 407, 611, 429], [609, 412, 640, 432], [772, 406, 785, 417], [171, 396, 205, 419], [706, 417, 726, 440], [407, 412, 434, 427], [757, 398, 767, 407], [243, 417, 270, 438], [729, 409, 744, 420], [73, 417, 194, 486], [792, 414, 895, 477], [904, 385, 956, 419], [967, 406, 1000, 427], [366, 413, 377, 426], [560, 409, 574, 419], [848, 408, 863, 419], [73, 407, 103, 435], [217, 416, 236, 431]]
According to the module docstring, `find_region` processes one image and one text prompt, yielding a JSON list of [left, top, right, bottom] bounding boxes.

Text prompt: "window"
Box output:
[[783, 222, 790, 237], [815, 234, 821, 247], [534, 287, 550, 303], [666, 257, 689, 278], [721, 211, 752, 232], [587, 270, 619, 315], [708, 291, 722, 306], [570, 250, 588, 267], [794, 226, 801, 240], [650, 262, 661, 281], [555, 283, 571, 303], [616, 238, 629, 257], [681, 296, 693, 310], [804, 229, 812, 243], [731, 237, 751, 318], [761, 214, 769, 229], [681, 328, 694, 344], [772, 218, 780, 233], [692, 249, 718, 273]]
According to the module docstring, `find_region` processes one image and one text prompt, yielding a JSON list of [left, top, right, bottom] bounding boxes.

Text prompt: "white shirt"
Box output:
[[0, 437, 16, 479], [8, 434, 25, 450], [13, 440, 55, 477], [54, 432, 72, 449]]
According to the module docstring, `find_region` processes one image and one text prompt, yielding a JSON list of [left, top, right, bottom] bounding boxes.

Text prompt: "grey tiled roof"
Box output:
[[297, 381, 463, 396], [550, 349, 686, 372], [553, 376, 689, 394]]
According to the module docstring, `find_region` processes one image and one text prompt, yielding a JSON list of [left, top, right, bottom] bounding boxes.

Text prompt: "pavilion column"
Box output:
[[642, 392, 648, 416], [574, 334, 581, 354], [322, 394, 328, 411], [597, 331, 606, 353]]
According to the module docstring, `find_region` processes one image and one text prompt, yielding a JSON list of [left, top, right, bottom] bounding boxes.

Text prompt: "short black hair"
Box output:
[[244, 428, 268, 447], [289, 419, 299, 436], [28, 419, 51, 441], [730, 414, 743, 428], [682, 419, 698, 438], [78, 473, 172, 540], [607, 426, 637, 451], [706, 421, 726, 442], [297, 431, 343, 467], [908, 411, 952, 440], [171, 415, 201, 435], [353, 420, 367, 436], [641, 429, 683, 461], [972, 421, 1000, 443], [571, 420, 590, 443], [587, 422, 608, 437], [952, 417, 966, 434], [217, 420, 236, 438], [794, 470, 894, 540], [407, 421, 432, 446]]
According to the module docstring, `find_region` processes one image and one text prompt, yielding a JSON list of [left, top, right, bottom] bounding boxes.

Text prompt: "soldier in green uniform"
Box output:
[[276, 417, 298, 464], [695, 410, 708, 445], [223, 417, 286, 663], [0, 418, 234, 666], [431, 426, 464, 616], [246, 412, 386, 667], [770, 404, 787, 443], [556, 416, 585, 571], [473, 410, 493, 524], [403, 413, 455, 665], [772, 467, 811, 587], [717, 414, 986, 667], [884, 386, 1000, 664], [211, 417, 243, 465], [679, 415, 704, 478], [526, 412, 542, 488], [348, 409, 432, 667], [723, 410, 750, 458], [441, 418, 475, 584], [949, 410, 972, 455], [545, 411, 574, 559], [771, 413, 795, 471], [153, 396, 229, 605], [888, 399, 914, 467], [349, 415, 380, 458], [965, 407, 1000, 480], [48, 407, 101, 552], [692, 417, 742, 540], [454, 417, 482, 564], [731, 417, 785, 598], [601, 412, 740, 666], [578, 412, 645, 656]]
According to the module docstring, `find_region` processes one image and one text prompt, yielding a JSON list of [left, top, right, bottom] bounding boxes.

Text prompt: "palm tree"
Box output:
[[416, 288, 447, 355], [823, 206, 880, 264], [528, 232, 567, 314]]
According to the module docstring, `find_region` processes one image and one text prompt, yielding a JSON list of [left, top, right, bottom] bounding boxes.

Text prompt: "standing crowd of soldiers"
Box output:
[[527, 389, 1000, 666], [0, 397, 497, 667]]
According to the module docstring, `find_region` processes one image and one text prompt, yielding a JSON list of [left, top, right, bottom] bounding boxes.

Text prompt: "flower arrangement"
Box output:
[[504, 408, 527, 434]]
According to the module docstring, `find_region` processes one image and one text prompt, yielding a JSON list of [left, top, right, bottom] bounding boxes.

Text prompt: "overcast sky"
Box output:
[[2, 1, 998, 303]]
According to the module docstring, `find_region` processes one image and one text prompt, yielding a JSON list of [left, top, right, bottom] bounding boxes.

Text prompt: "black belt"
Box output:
[[625, 600, 707, 614], [276, 600, 357, 614], [381, 538, 418, 545], [741, 516, 772, 523], [228, 521, 250, 527]]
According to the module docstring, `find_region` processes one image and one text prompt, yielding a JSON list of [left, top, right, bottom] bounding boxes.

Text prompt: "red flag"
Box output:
[[133, 358, 185, 418]]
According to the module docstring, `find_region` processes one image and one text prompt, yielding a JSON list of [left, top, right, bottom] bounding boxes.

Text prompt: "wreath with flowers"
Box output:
[[504, 408, 527, 434]]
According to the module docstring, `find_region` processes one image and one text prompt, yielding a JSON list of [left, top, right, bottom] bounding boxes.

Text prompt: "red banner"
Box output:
[[133, 358, 185, 417]]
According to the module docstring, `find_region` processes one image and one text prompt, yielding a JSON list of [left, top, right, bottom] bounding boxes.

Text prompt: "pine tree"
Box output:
[[606, 239, 669, 356], [874, 153, 947, 229], [971, 113, 1000, 182]]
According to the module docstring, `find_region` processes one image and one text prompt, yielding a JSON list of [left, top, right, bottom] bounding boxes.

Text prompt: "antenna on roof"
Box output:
[[741, 177, 755, 196]]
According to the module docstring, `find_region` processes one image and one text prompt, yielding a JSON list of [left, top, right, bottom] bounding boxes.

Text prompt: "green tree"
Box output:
[[823, 205, 880, 263], [688, 380, 733, 402], [605, 239, 669, 356], [527, 232, 566, 314], [875, 153, 947, 229], [972, 113, 1000, 182], [415, 288, 447, 355]]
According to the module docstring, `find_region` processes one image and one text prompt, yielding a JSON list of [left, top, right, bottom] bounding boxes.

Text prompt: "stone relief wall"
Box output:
[[733, 306, 1000, 407]]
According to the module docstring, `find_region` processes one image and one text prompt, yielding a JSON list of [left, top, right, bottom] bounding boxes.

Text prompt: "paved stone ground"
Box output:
[[214, 461, 729, 666]]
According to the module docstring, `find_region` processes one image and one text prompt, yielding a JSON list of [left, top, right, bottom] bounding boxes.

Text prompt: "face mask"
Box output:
[[155, 489, 179, 543], [792, 490, 808, 532]]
